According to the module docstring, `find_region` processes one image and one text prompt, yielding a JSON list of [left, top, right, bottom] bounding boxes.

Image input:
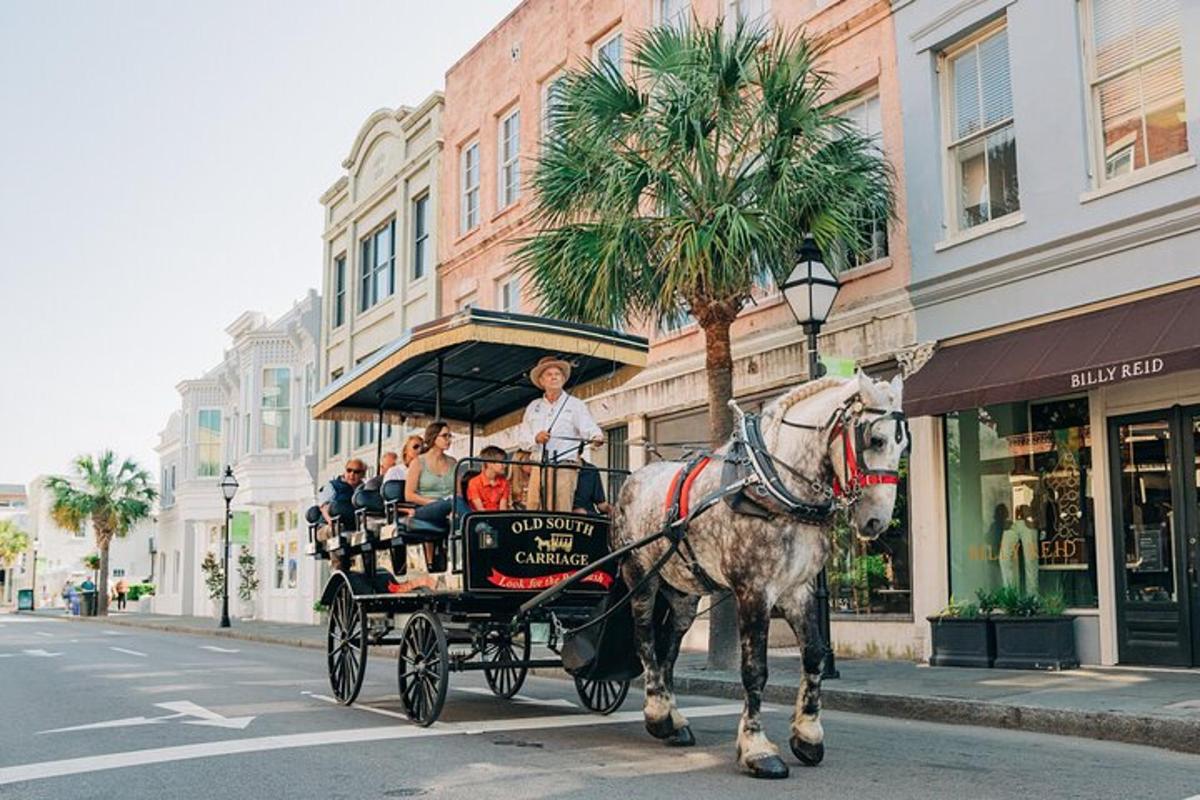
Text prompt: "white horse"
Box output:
[[611, 373, 908, 778]]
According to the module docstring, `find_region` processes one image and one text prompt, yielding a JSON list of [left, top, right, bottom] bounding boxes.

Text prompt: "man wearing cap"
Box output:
[[519, 356, 603, 512]]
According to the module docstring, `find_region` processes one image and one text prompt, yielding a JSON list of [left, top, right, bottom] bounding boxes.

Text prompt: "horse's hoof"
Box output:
[[666, 725, 695, 747], [790, 737, 824, 766], [744, 754, 790, 780], [645, 715, 675, 740]]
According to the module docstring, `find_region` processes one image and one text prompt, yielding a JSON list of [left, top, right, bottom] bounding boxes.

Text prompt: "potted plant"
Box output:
[[313, 601, 329, 626], [200, 551, 224, 617], [237, 549, 259, 620], [990, 587, 1078, 670], [927, 589, 996, 668]]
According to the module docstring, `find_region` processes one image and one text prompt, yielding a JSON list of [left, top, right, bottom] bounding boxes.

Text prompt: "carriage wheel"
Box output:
[[482, 623, 531, 700], [574, 676, 630, 715], [398, 610, 449, 727], [326, 580, 367, 705]]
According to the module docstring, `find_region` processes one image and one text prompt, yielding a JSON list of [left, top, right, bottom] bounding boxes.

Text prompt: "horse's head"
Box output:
[[831, 372, 909, 541]]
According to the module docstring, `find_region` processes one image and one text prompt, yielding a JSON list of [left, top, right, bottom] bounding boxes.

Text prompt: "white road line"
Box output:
[[34, 631, 55, 638], [455, 686, 577, 709], [310, 694, 411, 721], [0, 702, 745, 786], [199, 645, 241, 653], [109, 647, 147, 658]]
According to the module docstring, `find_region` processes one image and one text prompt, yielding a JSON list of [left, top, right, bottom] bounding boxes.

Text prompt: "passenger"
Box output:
[[510, 449, 533, 510], [318, 458, 365, 530], [385, 435, 423, 482], [406, 421, 470, 530], [571, 460, 613, 517], [467, 446, 512, 512], [360, 451, 398, 496], [519, 356, 604, 512]]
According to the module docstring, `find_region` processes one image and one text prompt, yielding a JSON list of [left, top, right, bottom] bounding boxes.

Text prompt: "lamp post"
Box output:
[[781, 237, 841, 680], [218, 466, 239, 629], [30, 539, 39, 611]]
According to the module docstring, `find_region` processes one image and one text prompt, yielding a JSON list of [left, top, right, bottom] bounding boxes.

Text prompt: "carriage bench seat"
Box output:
[[382, 516, 446, 544]]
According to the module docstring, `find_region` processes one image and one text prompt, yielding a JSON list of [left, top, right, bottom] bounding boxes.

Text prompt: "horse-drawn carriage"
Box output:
[[306, 308, 648, 725], [307, 307, 910, 780]]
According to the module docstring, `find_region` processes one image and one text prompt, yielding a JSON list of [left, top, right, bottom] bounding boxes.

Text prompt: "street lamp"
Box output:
[[781, 236, 841, 680], [218, 466, 239, 629]]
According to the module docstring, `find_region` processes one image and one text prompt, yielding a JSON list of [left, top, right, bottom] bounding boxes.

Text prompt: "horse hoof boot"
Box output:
[[790, 737, 824, 766], [745, 754, 790, 780], [645, 715, 676, 740], [667, 725, 695, 747]]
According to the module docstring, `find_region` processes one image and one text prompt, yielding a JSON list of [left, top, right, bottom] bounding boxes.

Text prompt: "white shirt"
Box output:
[[383, 465, 407, 483], [518, 391, 602, 463]]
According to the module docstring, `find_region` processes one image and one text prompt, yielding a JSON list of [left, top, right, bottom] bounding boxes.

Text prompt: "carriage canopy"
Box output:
[[310, 308, 649, 434]]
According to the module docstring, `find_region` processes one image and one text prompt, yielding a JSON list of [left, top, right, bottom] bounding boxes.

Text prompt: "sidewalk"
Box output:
[[30, 609, 1200, 755]]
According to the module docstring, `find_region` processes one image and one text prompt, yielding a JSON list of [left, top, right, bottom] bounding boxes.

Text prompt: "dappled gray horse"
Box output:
[[612, 373, 908, 779]]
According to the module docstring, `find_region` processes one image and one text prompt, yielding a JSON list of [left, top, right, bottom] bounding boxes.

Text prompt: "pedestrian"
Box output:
[[115, 577, 129, 611]]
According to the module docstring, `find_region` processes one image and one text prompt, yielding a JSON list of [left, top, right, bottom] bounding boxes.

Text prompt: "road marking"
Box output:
[[4, 702, 743, 785], [109, 647, 147, 658], [199, 645, 241, 653], [102, 630, 126, 636], [311, 694, 411, 721], [456, 687, 577, 709], [39, 700, 256, 734], [22, 649, 62, 658], [34, 631, 54, 638]]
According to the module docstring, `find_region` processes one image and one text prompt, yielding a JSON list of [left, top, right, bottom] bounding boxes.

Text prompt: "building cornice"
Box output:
[[909, 193, 1200, 313], [319, 176, 349, 206], [342, 108, 407, 170]]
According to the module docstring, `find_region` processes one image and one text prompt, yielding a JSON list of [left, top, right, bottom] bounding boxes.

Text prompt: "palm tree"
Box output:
[[46, 451, 156, 616], [0, 521, 30, 601], [515, 19, 892, 448]]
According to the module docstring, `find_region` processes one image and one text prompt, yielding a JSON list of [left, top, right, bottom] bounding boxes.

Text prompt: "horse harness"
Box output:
[[658, 395, 909, 592]]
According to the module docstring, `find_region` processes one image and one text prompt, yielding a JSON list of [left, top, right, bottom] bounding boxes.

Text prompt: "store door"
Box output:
[[1110, 407, 1200, 667]]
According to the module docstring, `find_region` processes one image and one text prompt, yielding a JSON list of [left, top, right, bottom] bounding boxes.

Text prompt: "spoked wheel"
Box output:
[[482, 623, 531, 699], [574, 676, 630, 715], [398, 610, 449, 727], [326, 580, 368, 705]]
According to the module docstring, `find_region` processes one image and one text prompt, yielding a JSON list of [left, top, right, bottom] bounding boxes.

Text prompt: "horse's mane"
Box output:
[[759, 376, 858, 445]]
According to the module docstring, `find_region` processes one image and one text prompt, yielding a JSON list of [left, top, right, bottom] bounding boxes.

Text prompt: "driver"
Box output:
[[518, 356, 603, 512]]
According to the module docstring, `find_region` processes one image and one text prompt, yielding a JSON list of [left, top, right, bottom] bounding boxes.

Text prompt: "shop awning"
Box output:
[[904, 284, 1200, 417]]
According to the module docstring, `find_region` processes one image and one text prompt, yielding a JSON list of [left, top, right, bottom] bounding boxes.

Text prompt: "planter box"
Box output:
[[927, 616, 995, 668], [992, 616, 1079, 670]]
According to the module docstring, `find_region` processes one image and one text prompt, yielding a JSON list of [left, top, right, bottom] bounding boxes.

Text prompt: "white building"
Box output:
[[0, 483, 30, 605], [317, 94, 444, 481], [15, 476, 155, 609], [153, 291, 322, 623]]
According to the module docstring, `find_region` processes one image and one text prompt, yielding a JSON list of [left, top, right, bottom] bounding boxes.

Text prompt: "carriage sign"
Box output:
[[464, 511, 617, 594]]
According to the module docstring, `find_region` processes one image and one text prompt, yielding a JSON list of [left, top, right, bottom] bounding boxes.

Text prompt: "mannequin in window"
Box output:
[[998, 502, 1039, 593]]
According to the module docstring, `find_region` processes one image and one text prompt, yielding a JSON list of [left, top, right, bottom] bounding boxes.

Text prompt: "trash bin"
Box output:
[[17, 589, 34, 611], [80, 590, 98, 616]]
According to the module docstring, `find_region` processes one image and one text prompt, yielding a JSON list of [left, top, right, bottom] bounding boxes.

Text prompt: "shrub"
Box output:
[[126, 583, 156, 602]]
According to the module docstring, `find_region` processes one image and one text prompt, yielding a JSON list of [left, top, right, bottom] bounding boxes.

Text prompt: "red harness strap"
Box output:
[[831, 424, 901, 498], [663, 457, 711, 518]]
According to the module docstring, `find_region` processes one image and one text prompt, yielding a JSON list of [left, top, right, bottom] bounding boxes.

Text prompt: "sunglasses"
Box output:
[[346, 468, 366, 475], [438, 432, 453, 440]]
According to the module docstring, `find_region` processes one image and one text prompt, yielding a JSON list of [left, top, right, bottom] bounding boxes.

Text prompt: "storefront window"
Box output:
[[945, 397, 1097, 608]]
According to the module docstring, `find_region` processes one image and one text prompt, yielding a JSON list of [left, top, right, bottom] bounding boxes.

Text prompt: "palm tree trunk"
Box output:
[[97, 532, 112, 616], [701, 316, 740, 671]]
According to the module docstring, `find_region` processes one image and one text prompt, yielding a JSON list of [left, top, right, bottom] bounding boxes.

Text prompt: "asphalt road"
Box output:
[[1, 613, 1198, 800]]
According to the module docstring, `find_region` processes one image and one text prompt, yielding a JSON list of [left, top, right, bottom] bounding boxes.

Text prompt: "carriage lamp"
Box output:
[[219, 466, 239, 629], [780, 237, 841, 679]]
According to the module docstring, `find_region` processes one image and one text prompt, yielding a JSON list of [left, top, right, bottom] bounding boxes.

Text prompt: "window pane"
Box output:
[[978, 30, 1013, 128], [1116, 419, 1176, 603], [946, 400, 1097, 608], [985, 125, 1020, 220], [1141, 50, 1188, 166], [952, 47, 980, 139], [1093, 0, 1181, 78], [1098, 69, 1144, 172], [261, 368, 290, 450], [955, 136, 987, 228]]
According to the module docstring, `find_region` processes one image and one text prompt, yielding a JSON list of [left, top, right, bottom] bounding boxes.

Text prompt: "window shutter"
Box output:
[[978, 30, 1012, 128], [1092, 0, 1180, 79], [953, 47, 980, 139]]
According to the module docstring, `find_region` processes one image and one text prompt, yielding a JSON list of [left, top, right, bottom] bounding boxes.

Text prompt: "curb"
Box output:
[[49, 614, 1200, 756], [666, 673, 1200, 757]]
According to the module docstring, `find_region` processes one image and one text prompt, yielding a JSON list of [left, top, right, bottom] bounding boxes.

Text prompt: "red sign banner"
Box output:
[[486, 567, 613, 591]]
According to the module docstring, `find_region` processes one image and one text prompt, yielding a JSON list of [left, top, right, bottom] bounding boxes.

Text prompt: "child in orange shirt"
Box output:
[[466, 446, 512, 512]]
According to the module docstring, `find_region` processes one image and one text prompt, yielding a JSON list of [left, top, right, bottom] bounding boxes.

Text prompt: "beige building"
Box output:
[[439, 0, 918, 655], [317, 93, 445, 481]]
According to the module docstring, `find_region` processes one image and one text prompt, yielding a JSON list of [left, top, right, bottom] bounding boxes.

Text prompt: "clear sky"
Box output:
[[0, 0, 521, 485]]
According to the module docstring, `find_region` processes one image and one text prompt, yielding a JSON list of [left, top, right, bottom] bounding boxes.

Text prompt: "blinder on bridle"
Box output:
[[825, 402, 910, 499]]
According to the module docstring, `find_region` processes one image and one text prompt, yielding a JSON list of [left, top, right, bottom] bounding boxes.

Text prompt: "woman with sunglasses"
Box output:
[[405, 421, 470, 530]]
